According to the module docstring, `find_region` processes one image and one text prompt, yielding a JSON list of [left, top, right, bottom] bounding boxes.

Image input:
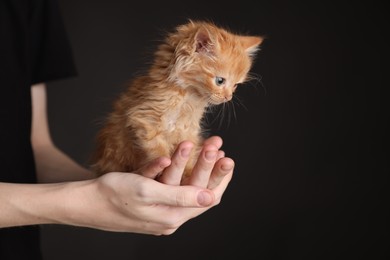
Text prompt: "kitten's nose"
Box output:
[[225, 94, 233, 101]]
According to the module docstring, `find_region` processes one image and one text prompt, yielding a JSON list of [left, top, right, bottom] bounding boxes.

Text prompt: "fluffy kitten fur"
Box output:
[[91, 20, 263, 177]]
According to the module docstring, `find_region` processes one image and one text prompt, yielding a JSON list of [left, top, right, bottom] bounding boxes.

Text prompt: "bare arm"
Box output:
[[31, 83, 95, 182]]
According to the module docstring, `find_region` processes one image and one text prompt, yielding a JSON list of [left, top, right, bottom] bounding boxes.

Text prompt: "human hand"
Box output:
[[62, 136, 233, 235]]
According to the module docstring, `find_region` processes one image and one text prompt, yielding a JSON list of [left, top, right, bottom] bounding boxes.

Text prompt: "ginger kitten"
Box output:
[[91, 20, 263, 177]]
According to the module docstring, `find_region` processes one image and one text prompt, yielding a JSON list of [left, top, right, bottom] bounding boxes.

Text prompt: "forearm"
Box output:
[[30, 83, 96, 183], [0, 180, 90, 228], [33, 143, 96, 183]]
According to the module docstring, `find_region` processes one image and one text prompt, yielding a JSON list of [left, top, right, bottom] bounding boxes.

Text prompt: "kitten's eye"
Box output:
[[215, 76, 226, 86]]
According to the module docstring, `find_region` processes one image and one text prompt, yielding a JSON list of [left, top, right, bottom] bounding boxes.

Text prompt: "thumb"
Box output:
[[152, 184, 215, 207]]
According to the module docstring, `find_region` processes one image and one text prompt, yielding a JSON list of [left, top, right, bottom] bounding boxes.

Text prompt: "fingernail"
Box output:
[[181, 147, 191, 158], [159, 157, 171, 167], [197, 191, 213, 206], [205, 151, 217, 161], [221, 163, 234, 171]]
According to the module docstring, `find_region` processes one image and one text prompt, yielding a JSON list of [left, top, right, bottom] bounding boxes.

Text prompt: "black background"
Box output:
[[43, 0, 388, 259]]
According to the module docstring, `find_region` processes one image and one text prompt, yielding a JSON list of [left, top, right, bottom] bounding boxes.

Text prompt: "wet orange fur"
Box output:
[[91, 20, 263, 176]]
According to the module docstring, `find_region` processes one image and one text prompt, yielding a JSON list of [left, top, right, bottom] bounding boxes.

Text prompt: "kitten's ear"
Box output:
[[195, 27, 214, 54], [240, 36, 264, 55]]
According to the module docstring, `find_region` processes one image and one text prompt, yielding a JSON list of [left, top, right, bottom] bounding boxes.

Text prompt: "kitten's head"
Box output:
[[163, 20, 263, 105]]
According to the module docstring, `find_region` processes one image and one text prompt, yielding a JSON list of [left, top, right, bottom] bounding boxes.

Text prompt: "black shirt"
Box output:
[[0, 0, 77, 259]]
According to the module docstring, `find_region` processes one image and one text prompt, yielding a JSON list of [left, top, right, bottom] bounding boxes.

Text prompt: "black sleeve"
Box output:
[[29, 0, 77, 84]]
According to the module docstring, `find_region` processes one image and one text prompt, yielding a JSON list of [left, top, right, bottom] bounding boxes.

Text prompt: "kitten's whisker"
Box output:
[[217, 103, 226, 129], [234, 95, 249, 112], [247, 72, 267, 96], [222, 102, 228, 128], [231, 99, 238, 123], [205, 98, 225, 128], [216, 104, 222, 129], [226, 101, 232, 128]]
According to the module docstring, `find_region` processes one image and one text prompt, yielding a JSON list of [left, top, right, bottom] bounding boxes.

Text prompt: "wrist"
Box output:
[[58, 179, 99, 227]]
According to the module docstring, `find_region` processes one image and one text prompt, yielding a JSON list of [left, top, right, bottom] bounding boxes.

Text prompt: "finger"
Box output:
[[158, 141, 193, 185], [177, 169, 234, 219], [210, 171, 233, 205], [174, 158, 234, 221], [174, 167, 234, 220], [136, 157, 171, 179], [149, 183, 215, 207], [217, 150, 225, 160], [207, 157, 234, 189], [203, 136, 223, 149], [185, 144, 218, 188]]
